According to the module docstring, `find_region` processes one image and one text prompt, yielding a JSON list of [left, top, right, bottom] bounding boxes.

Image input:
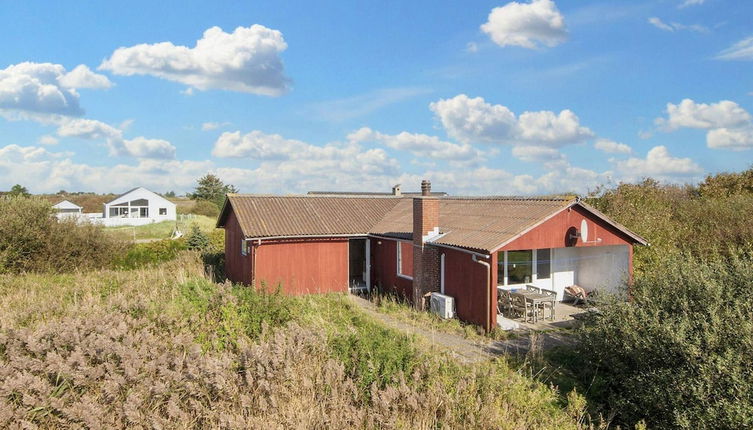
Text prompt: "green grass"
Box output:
[[0, 254, 592, 428], [371, 293, 511, 341], [104, 214, 217, 241]]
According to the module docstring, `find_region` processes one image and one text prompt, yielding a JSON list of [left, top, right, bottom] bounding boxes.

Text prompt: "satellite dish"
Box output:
[[580, 219, 588, 242]]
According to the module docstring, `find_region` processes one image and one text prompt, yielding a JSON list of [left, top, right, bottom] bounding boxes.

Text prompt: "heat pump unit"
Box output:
[[430, 293, 455, 319]]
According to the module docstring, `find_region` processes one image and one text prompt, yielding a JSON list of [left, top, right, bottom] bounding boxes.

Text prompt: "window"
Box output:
[[497, 248, 552, 286], [241, 240, 248, 256], [159, 208, 167, 215], [507, 250, 533, 284], [396, 241, 413, 279], [537, 248, 551, 280]]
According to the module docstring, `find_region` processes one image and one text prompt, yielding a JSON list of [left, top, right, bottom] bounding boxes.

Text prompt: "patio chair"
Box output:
[[525, 284, 541, 293], [564, 285, 589, 306], [539, 288, 557, 320], [511, 294, 537, 323], [497, 289, 513, 316]]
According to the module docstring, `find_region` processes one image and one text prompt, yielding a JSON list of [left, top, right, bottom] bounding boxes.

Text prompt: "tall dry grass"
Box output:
[[0, 254, 587, 429]]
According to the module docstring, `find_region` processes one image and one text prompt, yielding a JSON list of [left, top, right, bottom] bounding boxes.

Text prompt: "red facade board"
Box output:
[[441, 247, 491, 329], [254, 239, 349, 295], [370, 237, 413, 299], [223, 211, 252, 284], [501, 205, 634, 251]]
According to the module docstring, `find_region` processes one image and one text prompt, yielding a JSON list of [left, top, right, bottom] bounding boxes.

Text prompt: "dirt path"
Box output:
[[349, 296, 573, 364]]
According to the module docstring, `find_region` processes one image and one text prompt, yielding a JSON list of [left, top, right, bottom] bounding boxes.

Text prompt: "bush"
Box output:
[[186, 224, 210, 251], [189, 200, 220, 218], [113, 239, 187, 270], [575, 248, 753, 428], [0, 196, 122, 273]]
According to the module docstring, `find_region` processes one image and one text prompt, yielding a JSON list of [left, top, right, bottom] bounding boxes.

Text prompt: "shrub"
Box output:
[[0, 196, 122, 273], [575, 248, 753, 428], [113, 239, 187, 270], [189, 200, 220, 217], [186, 224, 210, 251]]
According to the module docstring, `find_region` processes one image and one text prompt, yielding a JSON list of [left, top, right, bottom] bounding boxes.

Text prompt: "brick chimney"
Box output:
[[412, 180, 440, 308]]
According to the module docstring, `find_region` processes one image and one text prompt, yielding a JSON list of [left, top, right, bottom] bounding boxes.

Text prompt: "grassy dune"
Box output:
[[0, 254, 592, 429], [104, 214, 217, 241]]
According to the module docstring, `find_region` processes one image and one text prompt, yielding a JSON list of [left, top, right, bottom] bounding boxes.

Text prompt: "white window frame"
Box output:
[[498, 248, 551, 287], [159, 208, 167, 215], [396, 240, 413, 280]]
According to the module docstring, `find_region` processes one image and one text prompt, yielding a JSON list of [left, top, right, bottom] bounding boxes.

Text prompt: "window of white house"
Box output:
[[159, 208, 167, 215], [537, 248, 551, 279], [396, 241, 413, 279], [241, 240, 248, 256], [497, 248, 551, 286]]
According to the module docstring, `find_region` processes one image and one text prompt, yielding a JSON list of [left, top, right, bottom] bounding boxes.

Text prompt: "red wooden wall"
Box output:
[[441, 247, 491, 329], [501, 205, 634, 251], [254, 239, 349, 295], [370, 237, 413, 299], [223, 211, 252, 285]]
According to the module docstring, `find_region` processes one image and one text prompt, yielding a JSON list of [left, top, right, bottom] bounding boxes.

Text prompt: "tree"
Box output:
[[189, 174, 238, 209], [186, 224, 210, 251], [164, 190, 176, 198], [8, 184, 30, 197]]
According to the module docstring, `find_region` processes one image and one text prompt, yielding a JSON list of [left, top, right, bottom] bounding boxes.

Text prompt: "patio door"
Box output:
[[348, 239, 367, 291]]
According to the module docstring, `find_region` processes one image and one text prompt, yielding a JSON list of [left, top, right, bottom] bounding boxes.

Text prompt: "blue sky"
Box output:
[[0, 0, 751, 195]]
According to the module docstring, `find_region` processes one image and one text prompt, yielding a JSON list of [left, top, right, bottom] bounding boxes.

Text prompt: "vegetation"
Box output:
[[0, 255, 587, 428], [573, 249, 753, 428], [7, 184, 30, 197], [371, 293, 510, 341], [186, 224, 211, 250], [0, 196, 122, 274], [189, 173, 238, 210], [538, 167, 753, 428], [104, 215, 217, 241]]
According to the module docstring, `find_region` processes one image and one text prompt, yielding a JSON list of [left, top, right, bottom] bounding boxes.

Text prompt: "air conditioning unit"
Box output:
[[430, 293, 455, 319]]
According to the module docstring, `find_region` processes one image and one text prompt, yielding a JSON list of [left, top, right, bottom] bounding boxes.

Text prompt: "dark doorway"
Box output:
[[349, 239, 366, 288]]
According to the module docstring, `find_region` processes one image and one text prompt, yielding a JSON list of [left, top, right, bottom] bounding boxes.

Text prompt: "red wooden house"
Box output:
[[217, 180, 647, 331]]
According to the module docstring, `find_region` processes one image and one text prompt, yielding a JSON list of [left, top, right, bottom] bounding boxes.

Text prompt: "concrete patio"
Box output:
[[498, 301, 585, 331]]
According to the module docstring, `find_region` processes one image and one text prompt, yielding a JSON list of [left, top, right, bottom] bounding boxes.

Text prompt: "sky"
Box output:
[[0, 0, 752, 196]]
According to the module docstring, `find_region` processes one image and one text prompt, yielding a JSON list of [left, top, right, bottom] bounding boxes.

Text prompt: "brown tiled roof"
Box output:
[[217, 194, 402, 238], [370, 197, 574, 252], [218, 194, 647, 251]]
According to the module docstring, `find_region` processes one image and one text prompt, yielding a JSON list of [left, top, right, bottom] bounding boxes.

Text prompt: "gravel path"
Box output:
[[349, 296, 573, 364]]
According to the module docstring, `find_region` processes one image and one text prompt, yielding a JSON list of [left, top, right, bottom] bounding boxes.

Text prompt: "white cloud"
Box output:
[[429, 94, 594, 146], [481, 0, 567, 49], [347, 127, 485, 164], [648, 17, 708, 33], [706, 127, 753, 151], [0, 144, 208, 193], [594, 138, 632, 154], [0, 62, 82, 117], [212, 129, 400, 176], [656, 98, 753, 151], [511, 145, 565, 162], [614, 146, 703, 181], [201, 121, 230, 131], [716, 36, 753, 61], [656, 98, 751, 130], [466, 42, 479, 53], [38, 135, 58, 145], [57, 118, 176, 159], [58, 65, 113, 89], [100, 25, 290, 95], [679, 0, 705, 8]]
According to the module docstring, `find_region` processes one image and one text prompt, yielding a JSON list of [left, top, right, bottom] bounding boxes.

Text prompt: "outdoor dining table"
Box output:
[[511, 290, 556, 322]]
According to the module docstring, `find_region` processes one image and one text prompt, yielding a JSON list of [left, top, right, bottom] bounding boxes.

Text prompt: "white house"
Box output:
[[97, 187, 177, 227], [52, 200, 83, 219]]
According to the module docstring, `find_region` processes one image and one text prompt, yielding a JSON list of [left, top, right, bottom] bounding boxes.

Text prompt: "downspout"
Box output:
[[472, 254, 492, 331]]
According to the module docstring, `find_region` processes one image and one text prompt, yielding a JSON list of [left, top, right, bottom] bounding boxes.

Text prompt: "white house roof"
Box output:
[[52, 200, 82, 210], [105, 187, 175, 207]]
